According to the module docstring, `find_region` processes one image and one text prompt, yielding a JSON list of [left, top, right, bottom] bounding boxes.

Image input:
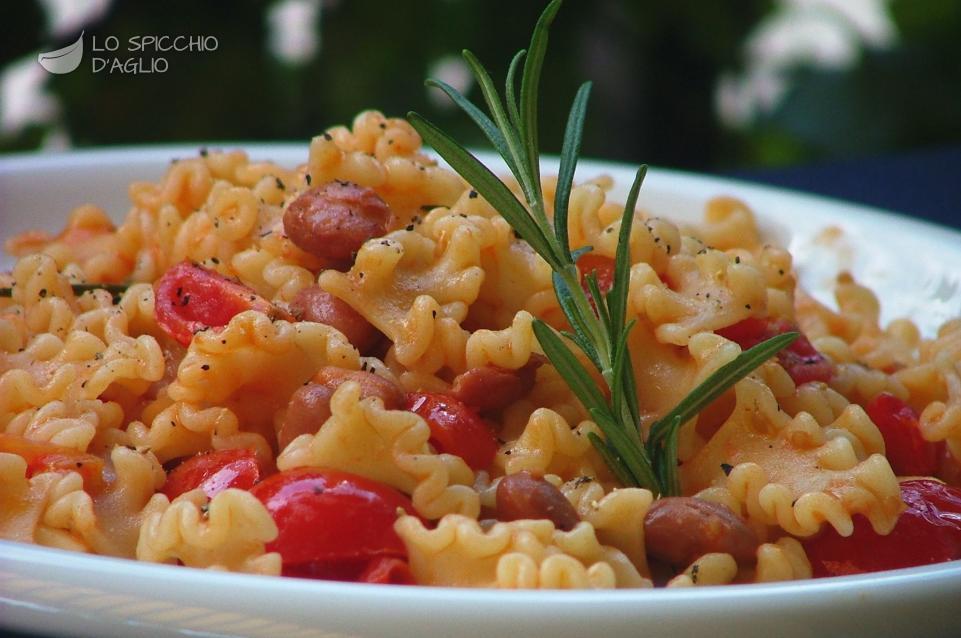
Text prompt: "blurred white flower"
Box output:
[[37, 0, 110, 38], [716, 0, 898, 128], [1, 0, 111, 146], [426, 55, 473, 109], [267, 0, 321, 65], [0, 56, 59, 134]]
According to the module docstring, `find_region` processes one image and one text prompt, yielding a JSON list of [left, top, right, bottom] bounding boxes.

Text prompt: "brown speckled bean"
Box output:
[[496, 471, 580, 531], [644, 497, 759, 566], [283, 180, 390, 262]]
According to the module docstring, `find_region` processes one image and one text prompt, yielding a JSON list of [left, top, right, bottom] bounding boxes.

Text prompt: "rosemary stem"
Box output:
[[558, 266, 612, 371]]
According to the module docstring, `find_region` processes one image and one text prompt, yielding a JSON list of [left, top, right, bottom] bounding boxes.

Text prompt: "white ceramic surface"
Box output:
[[1, 146, 960, 638]]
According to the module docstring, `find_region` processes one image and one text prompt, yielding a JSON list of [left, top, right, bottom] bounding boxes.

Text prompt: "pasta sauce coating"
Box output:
[[1, 110, 959, 590]]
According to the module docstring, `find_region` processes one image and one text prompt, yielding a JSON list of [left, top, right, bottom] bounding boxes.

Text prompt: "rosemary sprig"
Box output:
[[409, 0, 797, 496]]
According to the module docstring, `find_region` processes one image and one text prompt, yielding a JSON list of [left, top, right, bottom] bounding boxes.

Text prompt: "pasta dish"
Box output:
[[1, 1, 959, 590]]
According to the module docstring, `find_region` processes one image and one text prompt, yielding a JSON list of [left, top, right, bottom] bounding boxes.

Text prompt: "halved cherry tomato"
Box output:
[[406, 393, 498, 471], [717, 317, 833, 385], [250, 468, 416, 581], [803, 479, 961, 577], [161, 448, 262, 500], [865, 392, 941, 477], [154, 261, 291, 346], [0, 433, 104, 491], [577, 254, 616, 296]]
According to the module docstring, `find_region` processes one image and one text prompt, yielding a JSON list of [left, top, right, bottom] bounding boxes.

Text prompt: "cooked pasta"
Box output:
[[2, 110, 960, 588]]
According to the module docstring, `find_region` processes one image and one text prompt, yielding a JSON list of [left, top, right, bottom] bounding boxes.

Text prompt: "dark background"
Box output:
[[2, 0, 960, 224]]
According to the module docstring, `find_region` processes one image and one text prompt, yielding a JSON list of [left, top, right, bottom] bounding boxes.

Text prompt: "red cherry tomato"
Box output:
[[250, 468, 416, 581], [154, 261, 290, 346], [716, 317, 832, 385], [0, 433, 104, 491], [865, 393, 941, 477], [803, 479, 961, 577], [161, 448, 262, 500], [577, 254, 616, 296], [406, 393, 498, 471]]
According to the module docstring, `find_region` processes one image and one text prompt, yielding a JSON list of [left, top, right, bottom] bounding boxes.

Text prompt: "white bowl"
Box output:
[[1, 146, 960, 638]]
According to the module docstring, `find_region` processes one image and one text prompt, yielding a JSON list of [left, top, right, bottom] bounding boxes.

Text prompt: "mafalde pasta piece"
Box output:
[[129, 402, 257, 466], [2, 262, 165, 444], [5, 397, 123, 453], [131, 311, 358, 463], [230, 247, 316, 304], [308, 111, 463, 222], [561, 479, 654, 577], [688, 196, 762, 252], [917, 360, 961, 463], [497, 408, 606, 481], [755, 362, 852, 427], [0, 453, 66, 543], [563, 182, 631, 259], [277, 381, 479, 519], [683, 376, 902, 538], [465, 310, 539, 371], [5, 205, 132, 283], [630, 248, 768, 347], [395, 514, 649, 589], [320, 227, 483, 372], [137, 488, 280, 574], [37, 446, 165, 557], [666, 553, 739, 587], [665, 536, 812, 586], [129, 156, 214, 216], [472, 214, 556, 329], [753, 537, 812, 582]]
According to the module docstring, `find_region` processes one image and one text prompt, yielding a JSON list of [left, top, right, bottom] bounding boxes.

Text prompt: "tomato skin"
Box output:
[[154, 261, 289, 346], [0, 433, 104, 491], [406, 393, 498, 471], [358, 556, 415, 584], [716, 317, 832, 385], [803, 479, 961, 577], [865, 393, 941, 477], [283, 556, 414, 584], [250, 468, 415, 575], [161, 448, 261, 500], [577, 254, 616, 296]]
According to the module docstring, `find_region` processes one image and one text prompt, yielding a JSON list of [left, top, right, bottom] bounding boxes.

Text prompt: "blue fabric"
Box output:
[[727, 146, 961, 231]]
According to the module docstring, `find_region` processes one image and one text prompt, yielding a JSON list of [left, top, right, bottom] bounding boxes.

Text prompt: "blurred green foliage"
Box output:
[[1, 0, 959, 170], [748, 0, 961, 165]]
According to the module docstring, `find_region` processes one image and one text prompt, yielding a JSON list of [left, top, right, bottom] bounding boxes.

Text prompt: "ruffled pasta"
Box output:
[[683, 376, 901, 538], [277, 381, 479, 519], [3, 112, 960, 587], [137, 488, 280, 574], [395, 514, 648, 589]]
